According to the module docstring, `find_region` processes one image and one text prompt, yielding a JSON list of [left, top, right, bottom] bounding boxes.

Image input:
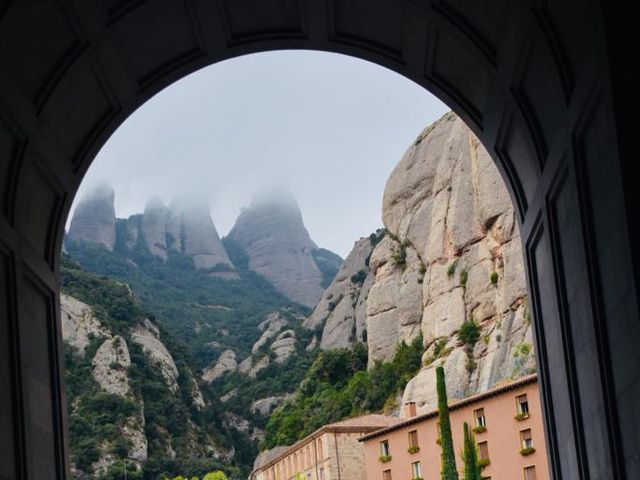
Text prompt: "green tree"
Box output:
[[462, 422, 481, 480], [202, 472, 228, 480], [436, 366, 458, 480]]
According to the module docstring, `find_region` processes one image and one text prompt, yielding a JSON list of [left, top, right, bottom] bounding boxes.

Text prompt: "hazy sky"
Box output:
[[74, 50, 448, 257]]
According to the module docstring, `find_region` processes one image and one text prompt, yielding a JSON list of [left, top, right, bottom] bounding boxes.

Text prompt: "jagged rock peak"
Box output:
[[142, 196, 170, 260], [168, 195, 235, 272], [227, 189, 340, 307], [68, 183, 117, 250]]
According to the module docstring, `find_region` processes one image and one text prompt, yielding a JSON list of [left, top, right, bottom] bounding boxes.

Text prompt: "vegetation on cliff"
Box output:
[[62, 255, 235, 479], [262, 334, 423, 448]]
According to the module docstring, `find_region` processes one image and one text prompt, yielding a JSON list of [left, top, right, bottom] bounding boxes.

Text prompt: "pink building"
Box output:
[[250, 414, 400, 480], [360, 374, 548, 480]]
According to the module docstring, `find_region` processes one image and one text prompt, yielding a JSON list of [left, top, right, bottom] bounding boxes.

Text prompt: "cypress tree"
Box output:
[[436, 366, 458, 480], [462, 422, 481, 480]]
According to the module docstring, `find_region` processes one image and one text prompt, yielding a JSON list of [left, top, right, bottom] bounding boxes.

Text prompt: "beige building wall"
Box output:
[[252, 416, 398, 480], [362, 376, 549, 480]]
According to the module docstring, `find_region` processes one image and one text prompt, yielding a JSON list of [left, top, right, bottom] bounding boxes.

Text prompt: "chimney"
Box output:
[[403, 402, 417, 418]]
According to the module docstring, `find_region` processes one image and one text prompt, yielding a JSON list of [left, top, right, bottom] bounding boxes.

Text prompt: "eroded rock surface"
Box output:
[[270, 330, 296, 363], [384, 113, 533, 410], [306, 237, 374, 349], [61, 294, 110, 354], [92, 336, 131, 397], [130, 322, 180, 393], [311, 112, 534, 409], [202, 349, 237, 383], [226, 191, 340, 307]]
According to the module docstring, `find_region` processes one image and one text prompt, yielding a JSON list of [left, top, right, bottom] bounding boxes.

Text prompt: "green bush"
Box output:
[[459, 269, 468, 287], [458, 320, 480, 346], [350, 270, 367, 285], [447, 260, 459, 278], [392, 244, 407, 269], [490, 271, 499, 284]]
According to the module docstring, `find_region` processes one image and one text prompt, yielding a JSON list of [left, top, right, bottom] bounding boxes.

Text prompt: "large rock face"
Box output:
[[61, 294, 110, 354], [68, 184, 117, 250], [226, 191, 340, 307], [172, 199, 235, 271], [202, 349, 237, 383], [385, 112, 533, 412], [311, 112, 534, 411], [141, 197, 170, 260], [130, 321, 180, 393], [306, 236, 376, 349]]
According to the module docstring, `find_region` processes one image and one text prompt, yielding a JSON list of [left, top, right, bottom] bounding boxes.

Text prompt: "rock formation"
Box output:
[[311, 112, 534, 412], [60, 294, 110, 353], [202, 349, 237, 383], [226, 190, 341, 307], [171, 198, 235, 272], [141, 196, 170, 260], [68, 190, 238, 276], [305, 236, 376, 349], [252, 312, 288, 355], [130, 321, 180, 394], [68, 184, 117, 250], [270, 330, 296, 363], [91, 335, 132, 396]]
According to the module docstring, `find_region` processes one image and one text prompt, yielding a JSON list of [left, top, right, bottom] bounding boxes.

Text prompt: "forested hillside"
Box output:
[[62, 255, 234, 479]]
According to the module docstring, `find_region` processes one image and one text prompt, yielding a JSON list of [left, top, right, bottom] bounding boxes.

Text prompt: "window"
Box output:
[[382, 469, 392, 480], [317, 438, 324, 460], [319, 467, 325, 480], [524, 465, 537, 480], [474, 408, 486, 427], [520, 429, 534, 449], [517, 394, 530, 415], [408, 430, 419, 447], [411, 461, 422, 478], [380, 440, 391, 457], [478, 441, 490, 461]]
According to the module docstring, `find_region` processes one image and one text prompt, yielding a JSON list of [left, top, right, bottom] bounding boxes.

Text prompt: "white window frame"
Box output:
[[411, 460, 422, 478], [380, 440, 391, 457]]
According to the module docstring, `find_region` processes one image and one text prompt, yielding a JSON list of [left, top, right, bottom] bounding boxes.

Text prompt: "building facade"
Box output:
[[250, 415, 399, 480], [361, 375, 548, 480]]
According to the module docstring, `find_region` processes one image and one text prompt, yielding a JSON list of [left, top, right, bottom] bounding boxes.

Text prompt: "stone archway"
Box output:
[[0, 1, 639, 478]]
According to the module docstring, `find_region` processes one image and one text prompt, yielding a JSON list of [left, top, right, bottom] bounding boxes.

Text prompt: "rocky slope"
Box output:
[[226, 191, 342, 307], [311, 112, 535, 414], [303, 235, 378, 349], [61, 258, 230, 478]]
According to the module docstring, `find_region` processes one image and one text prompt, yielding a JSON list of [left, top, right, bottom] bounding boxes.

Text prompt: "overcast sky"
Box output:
[[73, 50, 448, 257]]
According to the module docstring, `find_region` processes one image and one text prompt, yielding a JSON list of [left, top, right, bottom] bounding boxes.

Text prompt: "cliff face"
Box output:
[[68, 184, 117, 250], [312, 112, 534, 412], [61, 285, 224, 477], [226, 192, 341, 308], [62, 294, 147, 475], [305, 236, 376, 349]]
